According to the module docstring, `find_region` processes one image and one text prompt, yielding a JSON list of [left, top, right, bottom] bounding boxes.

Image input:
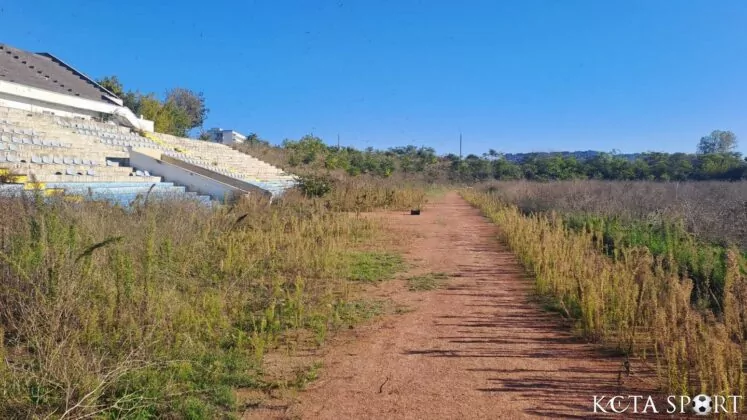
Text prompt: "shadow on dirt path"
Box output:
[[281, 191, 663, 419]]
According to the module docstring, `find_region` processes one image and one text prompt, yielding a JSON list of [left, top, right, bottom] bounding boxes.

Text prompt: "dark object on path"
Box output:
[[410, 209, 421, 215]]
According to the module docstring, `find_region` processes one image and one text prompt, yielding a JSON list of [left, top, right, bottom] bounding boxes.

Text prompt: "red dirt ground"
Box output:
[[252, 192, 671, 419]]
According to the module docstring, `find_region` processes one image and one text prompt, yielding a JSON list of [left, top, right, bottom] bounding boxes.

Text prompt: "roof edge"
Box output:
[[36, 52, 124, 106]]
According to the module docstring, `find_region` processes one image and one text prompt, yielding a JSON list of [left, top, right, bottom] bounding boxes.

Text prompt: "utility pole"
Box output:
[[337, 133, 340, 150], [459, 132, 463, 159]]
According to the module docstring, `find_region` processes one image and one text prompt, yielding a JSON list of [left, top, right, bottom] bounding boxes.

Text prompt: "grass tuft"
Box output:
[[406, 272, 449, 291]]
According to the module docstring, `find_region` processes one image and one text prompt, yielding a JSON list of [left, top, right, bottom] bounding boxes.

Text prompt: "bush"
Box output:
[[296, 174, 335, 197]]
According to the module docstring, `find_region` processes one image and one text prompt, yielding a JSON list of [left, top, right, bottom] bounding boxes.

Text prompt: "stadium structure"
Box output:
[[0, 42, 296, 205]]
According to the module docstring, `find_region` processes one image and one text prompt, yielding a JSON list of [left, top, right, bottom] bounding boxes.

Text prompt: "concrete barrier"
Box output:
[[129, 149, 270, 203]]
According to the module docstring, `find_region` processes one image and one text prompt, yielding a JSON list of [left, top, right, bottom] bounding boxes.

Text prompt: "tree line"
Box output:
[[92, 78, 746, 183], [238, 130, 747, 182]]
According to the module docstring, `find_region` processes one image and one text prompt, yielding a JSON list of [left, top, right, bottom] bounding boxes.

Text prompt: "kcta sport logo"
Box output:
[[593, 394, 743, 415]]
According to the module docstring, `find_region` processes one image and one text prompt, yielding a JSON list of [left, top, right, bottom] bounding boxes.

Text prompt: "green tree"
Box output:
[[95, 76, 209, 137], [97, 75, 124, 97], [668, 153, 694, 181], [492, 158, 522, 180], [156, 101, 191, 137], [137, 94, 191, 137], [483, 148, 500, 160], [697, 130, 738, 154], [137, 94, 162, 122], [165, 88, 209, 132]]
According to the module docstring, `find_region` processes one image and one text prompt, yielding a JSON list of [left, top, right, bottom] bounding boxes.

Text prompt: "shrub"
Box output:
[[296, 174, 335, 197]]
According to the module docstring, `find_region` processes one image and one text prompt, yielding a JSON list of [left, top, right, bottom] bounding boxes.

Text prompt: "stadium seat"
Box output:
[[0, 105, 295, 202]]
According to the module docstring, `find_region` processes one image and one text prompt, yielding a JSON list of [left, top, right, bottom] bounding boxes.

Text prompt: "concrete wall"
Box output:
[[0, 80, 154, 132], [159, 154, 271, 197], [0, 93, 99, 119], [129, 149, 267, 202]]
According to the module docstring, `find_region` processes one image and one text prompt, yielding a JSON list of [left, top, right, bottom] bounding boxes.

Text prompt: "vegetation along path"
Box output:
[[288, 191, 657, 419]]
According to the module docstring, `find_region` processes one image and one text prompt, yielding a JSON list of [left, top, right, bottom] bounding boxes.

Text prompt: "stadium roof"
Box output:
[[0, 42, 121, 105]]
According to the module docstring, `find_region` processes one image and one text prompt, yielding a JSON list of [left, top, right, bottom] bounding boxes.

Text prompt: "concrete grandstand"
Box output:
[[0, 42, 296, 205]]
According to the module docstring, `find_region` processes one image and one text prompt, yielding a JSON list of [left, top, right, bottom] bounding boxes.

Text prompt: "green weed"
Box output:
[[343, 252, 405, 282], [406, 272, 449, 291], [332, 299, 388, 328]]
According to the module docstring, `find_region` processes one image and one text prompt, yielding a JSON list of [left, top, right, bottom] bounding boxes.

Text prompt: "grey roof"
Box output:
[[0, 43, 120, 105]]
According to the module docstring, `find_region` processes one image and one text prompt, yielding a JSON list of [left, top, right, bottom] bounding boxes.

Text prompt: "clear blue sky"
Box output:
[[2, 1, 747, 156]]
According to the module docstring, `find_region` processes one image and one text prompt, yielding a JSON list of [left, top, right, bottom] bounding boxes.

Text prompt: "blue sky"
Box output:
[[2, 1, 747, 156]]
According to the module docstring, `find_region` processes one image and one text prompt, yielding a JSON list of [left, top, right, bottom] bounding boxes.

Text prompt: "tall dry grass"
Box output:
[[0, 180, 422, 418], [481, 180, 747, 250], [463, 190, 747, 398], [293, 175, 431, 212]]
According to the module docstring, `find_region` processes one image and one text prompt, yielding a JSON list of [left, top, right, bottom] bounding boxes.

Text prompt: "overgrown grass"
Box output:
[[406, 272, 449, 291], [318, 176, 428, 212], [564, 214, 734, 312], [463, 189, 747, 399], [0, 182, 412, 418], [481, 180, 747, 250]]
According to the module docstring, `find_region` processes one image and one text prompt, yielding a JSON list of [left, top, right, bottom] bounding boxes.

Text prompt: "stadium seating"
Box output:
[[0, 107, 209, 205], [153, 132, 296, 194], [0, 105, 297, 205]]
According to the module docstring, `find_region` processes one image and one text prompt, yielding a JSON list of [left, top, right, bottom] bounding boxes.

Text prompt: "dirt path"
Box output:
[[288, 191, 657, 419]]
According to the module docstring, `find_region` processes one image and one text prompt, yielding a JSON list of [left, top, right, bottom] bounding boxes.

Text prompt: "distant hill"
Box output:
[[503, 150, 640, 163]]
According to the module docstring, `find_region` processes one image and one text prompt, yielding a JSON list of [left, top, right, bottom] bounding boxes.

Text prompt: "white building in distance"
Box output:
[[205, 128, 246, 145]]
